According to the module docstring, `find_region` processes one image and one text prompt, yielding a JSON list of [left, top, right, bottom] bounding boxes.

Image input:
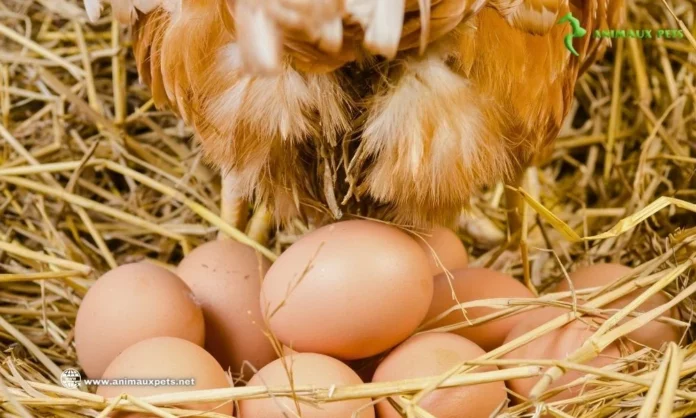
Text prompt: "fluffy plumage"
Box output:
[[85, 0, 625, 227]]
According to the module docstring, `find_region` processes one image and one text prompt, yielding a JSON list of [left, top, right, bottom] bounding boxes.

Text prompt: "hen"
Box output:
[[84, 0, 624, 230]]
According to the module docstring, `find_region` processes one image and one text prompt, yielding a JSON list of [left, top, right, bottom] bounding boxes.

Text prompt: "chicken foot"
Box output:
[[219, 170, 249, 239], [505, 166, 540, 295]]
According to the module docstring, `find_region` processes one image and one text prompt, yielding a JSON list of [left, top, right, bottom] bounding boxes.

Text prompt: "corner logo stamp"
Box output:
[[61, 368, 82, 389], [557, 11, 685, 56], [558, 12, 587, 57]]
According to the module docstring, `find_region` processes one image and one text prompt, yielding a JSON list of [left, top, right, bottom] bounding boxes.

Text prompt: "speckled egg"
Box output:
[[176, 239, 277, 379]]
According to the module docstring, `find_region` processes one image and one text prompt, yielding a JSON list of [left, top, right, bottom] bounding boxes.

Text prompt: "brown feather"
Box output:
[[488, 0, 561, 34], [125, 0, 625, 228], [578, 0, 626, 75]]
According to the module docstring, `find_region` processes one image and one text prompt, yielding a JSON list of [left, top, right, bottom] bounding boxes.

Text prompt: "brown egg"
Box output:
[[239, 353, 375, 418], [98, 337, 232, 417], [501, 308, 622, 402], [261, 220, 433, 360], [421, 268, 535, 351], [176, 239, 277, 380], [281, 345, 298, 356], [416, 227, 469, 276], [554, 263, 679, 349], [372, 333, 507, 418], [75, 263, 205, 378]]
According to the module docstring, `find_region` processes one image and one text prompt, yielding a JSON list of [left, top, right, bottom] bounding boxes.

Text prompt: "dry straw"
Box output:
[[0, 0, 694, 417]]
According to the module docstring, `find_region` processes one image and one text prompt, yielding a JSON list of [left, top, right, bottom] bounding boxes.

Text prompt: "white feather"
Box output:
[[133, 0, 161, 14], [83, 0, 171, 24], [345, 0, 375, 27], [83, 0, 103, 22], [160, 0, 180, 14], [318, 17, 344, 54], [110, 1, 135, 24], [235, 2, 283, 75], [362, 0, 406, 58]]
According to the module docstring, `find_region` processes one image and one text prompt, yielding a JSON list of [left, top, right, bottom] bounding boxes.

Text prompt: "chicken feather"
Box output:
[[491, 0, 567, 34], [84, 0, 171, 23], [87, 0, 625, 227]]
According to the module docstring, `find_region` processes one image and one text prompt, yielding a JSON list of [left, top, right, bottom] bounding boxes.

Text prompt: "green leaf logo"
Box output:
[[558, 12, 587, 57]]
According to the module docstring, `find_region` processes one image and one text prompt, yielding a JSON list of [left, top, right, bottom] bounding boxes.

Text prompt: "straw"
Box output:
[[0, 1, 693, 417]]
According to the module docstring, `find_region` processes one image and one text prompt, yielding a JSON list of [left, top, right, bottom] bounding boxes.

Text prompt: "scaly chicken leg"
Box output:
[[220, 171, 248, 234], [505, 167, 541, 294], [505, 174, 526, 247]]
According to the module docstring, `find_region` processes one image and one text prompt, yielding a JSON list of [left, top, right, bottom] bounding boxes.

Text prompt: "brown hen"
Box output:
[[84, 0, 625, 230]]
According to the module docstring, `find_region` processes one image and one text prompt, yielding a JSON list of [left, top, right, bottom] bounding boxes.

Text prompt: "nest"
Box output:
[[0, 0, 695, 417]]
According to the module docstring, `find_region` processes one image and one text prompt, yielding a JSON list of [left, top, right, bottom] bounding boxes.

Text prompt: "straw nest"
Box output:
[[0, 0, 695, 417]]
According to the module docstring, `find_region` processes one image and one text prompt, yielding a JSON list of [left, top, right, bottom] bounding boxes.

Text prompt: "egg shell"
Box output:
[[97, 337, 232, 417], [281, 345, 298, 356], [75, 262, 205, 379], [372, 333, 507, 418], [239, 353, 375, 418], [176, 239, 277, 380], [555, 263, 680, 349], [422, 268, 535, 351], [416, 227, 469, 276], [261, 220, 433, 360], [501, 308, 622, 402]]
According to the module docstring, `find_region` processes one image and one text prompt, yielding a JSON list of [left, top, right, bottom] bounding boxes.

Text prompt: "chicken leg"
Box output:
[[505, 167, 538, 295], [505, 172, 525, 249], [219, 170, 249, 238]]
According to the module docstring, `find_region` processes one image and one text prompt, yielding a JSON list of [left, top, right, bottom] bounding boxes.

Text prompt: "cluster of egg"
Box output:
[[74, 220, 679, 417]]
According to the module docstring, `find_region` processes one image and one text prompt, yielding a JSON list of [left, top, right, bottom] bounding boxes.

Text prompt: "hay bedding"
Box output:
[[0, 0, 694, 417]]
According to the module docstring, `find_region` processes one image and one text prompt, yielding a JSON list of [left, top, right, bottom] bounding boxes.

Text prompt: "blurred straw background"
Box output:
[[0, 0, 694, 417]]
